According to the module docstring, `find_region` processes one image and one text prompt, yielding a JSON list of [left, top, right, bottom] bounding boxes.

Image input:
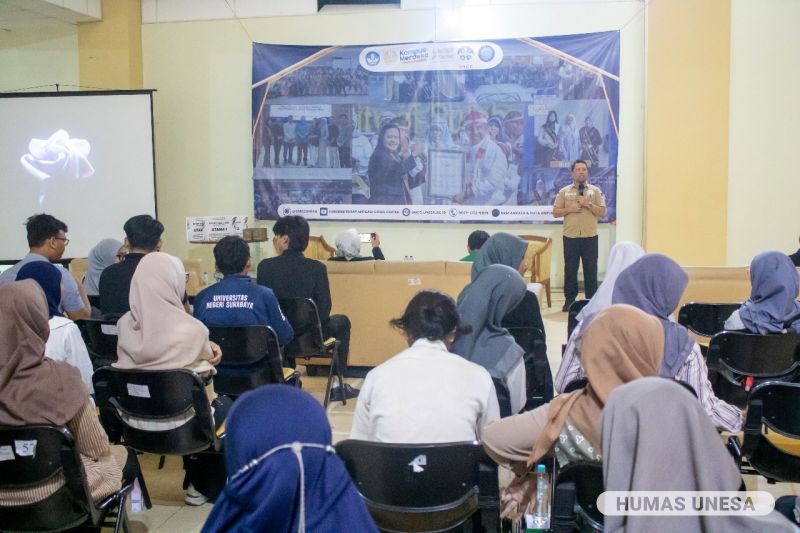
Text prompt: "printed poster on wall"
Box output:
[[252, 32, 619, 223]]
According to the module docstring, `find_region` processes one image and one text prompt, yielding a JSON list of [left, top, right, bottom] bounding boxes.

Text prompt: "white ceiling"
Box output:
[[0, 0, 100, 34]]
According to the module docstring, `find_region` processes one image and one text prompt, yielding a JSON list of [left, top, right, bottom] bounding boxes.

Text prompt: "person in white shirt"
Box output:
[[453, 110, 508, 206], [16, 261, 94, 393], [351, 290, 500, 443]]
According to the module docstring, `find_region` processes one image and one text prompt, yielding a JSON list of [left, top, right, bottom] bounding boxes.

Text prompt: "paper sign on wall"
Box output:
[[186, 215, 248, 243]]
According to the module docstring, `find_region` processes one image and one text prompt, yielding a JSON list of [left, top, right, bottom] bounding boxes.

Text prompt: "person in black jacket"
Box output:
[[330, 229, 385, 261], [789, 235, 800, 267], [256, 216, 357, 399]]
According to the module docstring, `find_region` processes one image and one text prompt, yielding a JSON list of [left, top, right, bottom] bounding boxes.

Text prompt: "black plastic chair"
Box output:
[[567, 299, 590, 339], [727, 382, 800, 483], [279, 297, 344, 407], [335, 439, 499, 533], [677, 302, 741, 337], [551, 461, 604, 533], [75, 318, 120, 369], [508, 326, 553, 411], [0, 425, 138, 533], [208, 325, 301, 397], [93, 367, 222, 456], [706, 331, 800, 408]]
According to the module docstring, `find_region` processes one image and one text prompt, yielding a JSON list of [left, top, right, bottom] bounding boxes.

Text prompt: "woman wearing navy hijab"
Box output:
[[203, 385, 377, 533]]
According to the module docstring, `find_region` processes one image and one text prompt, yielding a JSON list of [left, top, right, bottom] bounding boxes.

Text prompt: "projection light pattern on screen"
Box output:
[[20, 129, 95, 206]]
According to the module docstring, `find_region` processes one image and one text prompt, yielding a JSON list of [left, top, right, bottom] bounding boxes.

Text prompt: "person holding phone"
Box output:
[[330, 228, 385, 262]]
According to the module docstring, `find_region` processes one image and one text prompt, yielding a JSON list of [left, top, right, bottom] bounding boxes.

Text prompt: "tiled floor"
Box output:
[[119, 289, 799, 532]]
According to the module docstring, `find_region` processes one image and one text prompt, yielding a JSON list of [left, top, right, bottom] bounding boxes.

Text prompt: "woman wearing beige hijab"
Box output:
[[481, 304, 664, 518], [0, 280, 131, 506], [114, 252, 227, 505]]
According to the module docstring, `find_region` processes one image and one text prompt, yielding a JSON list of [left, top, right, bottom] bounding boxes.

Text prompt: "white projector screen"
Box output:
[[0, 91, 157, 260]]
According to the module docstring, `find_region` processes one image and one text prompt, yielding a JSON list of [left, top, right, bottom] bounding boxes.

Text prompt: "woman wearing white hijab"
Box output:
[[574, 241, 645, 323], [330, 228, 385, 261]]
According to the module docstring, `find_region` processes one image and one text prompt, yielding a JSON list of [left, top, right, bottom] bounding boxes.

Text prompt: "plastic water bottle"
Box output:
[[131, 479, 143, 513], [526, 464, 550, 532]]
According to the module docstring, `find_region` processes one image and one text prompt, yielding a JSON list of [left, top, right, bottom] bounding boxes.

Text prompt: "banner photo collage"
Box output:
[[252, 31, 619, 223]]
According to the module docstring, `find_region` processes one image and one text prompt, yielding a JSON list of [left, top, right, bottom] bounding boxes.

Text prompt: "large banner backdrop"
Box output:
[[252, 31, 619, 223]]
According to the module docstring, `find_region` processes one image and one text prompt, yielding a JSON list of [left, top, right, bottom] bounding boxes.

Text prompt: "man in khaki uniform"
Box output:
[[552, 160, 606, 312]]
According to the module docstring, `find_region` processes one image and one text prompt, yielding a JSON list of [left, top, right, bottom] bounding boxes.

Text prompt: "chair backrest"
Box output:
[[75, 318, 120, 369], [208, 325, 284, 396], [0, 425, 93, 531], [68, 257, 88, 284], [92, 367, 217, 455], [507, 326, 553, 409], [678, 302, 741, 337], [306, 235, 335, 260], [279, 297, 326, 358], [519, 235, 552, 283], [335, 439, 491, 533], [707, 331, 800, 377], [749, 381, 800, 439], [552, 461, 604, 532], [567, 299, 590, 338]]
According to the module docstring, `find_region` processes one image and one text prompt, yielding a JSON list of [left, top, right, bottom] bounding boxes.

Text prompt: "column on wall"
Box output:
[[78, 0, 143, 89], [644, 0, 730, 264]]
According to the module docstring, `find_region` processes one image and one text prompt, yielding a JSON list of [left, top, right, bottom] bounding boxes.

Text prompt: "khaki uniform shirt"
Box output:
[[553, 182, 605, 238]]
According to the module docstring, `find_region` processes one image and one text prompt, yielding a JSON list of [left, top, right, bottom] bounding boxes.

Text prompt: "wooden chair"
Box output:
[[305, 235, 335, 260], [519, 235, 552, 307], [68, 257, 88, 287]]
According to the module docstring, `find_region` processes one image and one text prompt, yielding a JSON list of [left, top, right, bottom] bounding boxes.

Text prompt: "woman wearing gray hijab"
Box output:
[[602, 377, 796, 532], [452, 264, 527, 415], [83, 238, 124, 296], [556, 253, 742, 432], [472, 232, 545, 337]]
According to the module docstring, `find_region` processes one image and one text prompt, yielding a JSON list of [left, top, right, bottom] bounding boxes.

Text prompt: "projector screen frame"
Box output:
[[0, 89, 158, 262]]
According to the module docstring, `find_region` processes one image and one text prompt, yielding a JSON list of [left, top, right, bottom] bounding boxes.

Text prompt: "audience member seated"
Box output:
[[330, 228, 385, 261], [482, 305, 663, 520], [257, 216, 357, 399], [460, 230, 490, 262], [556, 254, 743, 432], [16, 262, 94, 393], [0, 213, 90, 320], [83, 238, 124, 316], [0, 280, 134, 508], [602, 377, 797, 532], [193, 236, 293, 345], [789, 235, 800, 267], [202, 385, 377, 533], [113, 252, 229, 505], [351, 290, 500, 443], [99, 214, 164, 317], [453, 264, 527, 415], [472, 232, 545, 337], [574, 240, 644, 323], [724, 250, 800, 333]]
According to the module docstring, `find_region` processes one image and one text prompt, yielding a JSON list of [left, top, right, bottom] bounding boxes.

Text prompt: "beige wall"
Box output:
[[141, 3, 646, 283], [726, 0, 800, 265], [0, 28, 79, 92], [644, 0, 731, 265]]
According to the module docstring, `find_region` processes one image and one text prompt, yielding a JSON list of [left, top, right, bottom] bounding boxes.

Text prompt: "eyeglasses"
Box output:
[[53, 237, 69, 245]]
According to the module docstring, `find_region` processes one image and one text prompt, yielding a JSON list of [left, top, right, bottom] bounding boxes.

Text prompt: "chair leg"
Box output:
[[324, 357, 335, 409], [335, 340, 346, 406], [114, 493, 129, 533], [158, 455, 166, 470], [138, 471, 153, 510], [545, 280, 552, 308]]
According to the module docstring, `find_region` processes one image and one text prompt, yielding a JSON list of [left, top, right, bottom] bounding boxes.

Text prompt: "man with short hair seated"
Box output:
[[193, 236, 293, 345], [257, 215, 358, 399], [460, 230, 490, 262], [0, 213, 90, 320], [99, 214, 164, 316]]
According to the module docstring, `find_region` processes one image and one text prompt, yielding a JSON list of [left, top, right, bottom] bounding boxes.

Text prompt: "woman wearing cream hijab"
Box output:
[[481, 304, 664, 519], [115, 252, 221, 375]]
